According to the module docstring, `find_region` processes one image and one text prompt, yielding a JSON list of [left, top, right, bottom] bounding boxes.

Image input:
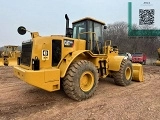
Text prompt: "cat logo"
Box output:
[[64, 40, 74, 47], [42, 50, 49, 60]]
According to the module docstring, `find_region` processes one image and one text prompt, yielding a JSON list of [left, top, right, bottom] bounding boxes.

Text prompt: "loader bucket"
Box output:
[[132, 63, 144, 82], [155, 60, 160, 66], [7, 58, 18, 66], [0, 58, 4, 66]]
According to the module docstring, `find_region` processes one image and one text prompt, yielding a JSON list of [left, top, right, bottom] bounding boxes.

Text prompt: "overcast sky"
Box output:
[[0, 0, 159, 46]]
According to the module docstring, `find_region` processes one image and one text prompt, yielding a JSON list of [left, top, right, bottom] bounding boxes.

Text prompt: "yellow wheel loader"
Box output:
[[14, 14, 143, 101], [155, 48, 160, 66], [0, 51, 3, 66], [0, 45, 21, 66]]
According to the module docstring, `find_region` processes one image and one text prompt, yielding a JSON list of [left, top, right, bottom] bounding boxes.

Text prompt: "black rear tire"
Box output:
[[62, 60, 99, 101]]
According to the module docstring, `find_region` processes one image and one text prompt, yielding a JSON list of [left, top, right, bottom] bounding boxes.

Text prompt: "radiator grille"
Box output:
[[21, 41, 32, 66]]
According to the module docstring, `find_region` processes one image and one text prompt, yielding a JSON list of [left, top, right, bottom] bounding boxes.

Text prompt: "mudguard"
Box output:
[[108, 56, 125, 71], [58, 50, 89, 78]]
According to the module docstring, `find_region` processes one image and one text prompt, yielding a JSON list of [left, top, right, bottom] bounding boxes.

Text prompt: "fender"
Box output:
[[58, 50, 90, 78], [108, 56, 125, 71]]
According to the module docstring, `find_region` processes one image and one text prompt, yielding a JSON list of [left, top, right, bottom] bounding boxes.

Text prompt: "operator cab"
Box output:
[[72, 18, 106, 54]]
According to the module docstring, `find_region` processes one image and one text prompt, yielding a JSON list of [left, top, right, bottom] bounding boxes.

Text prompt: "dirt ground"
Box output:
[[0, 65, 160, 120]]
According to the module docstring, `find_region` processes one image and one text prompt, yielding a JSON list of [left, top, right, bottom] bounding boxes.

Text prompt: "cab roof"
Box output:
[[72, 17, 105, 25]]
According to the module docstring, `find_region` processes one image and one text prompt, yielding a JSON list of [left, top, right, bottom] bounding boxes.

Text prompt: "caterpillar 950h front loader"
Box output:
[[14, 14, 143, 101], [0, 45, 21, 66], [0, 52, 3, 66], [155, 48, 160, 66]]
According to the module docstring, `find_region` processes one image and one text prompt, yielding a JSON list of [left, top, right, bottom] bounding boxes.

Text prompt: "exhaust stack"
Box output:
[[65, 14, 73, 38]]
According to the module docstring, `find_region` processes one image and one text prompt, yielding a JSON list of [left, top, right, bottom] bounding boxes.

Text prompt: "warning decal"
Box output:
[[42, 50, 49, 60]]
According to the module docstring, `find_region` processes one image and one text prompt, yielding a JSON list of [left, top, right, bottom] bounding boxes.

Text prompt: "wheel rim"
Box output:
[[125, 67, 131, 80], [80, 71, 94, 92]]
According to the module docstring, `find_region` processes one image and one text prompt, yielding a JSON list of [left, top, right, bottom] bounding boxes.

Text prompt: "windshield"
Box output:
[[4, 47, 11, 52], [73, 21, 86, 39], [4, 46, 17, 52]]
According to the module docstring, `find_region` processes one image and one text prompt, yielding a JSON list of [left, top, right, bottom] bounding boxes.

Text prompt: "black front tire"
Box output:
[[112, 59, 133, 86]]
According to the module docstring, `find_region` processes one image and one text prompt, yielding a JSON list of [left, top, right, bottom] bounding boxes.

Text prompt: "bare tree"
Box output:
[[103, 22, 160, 58]]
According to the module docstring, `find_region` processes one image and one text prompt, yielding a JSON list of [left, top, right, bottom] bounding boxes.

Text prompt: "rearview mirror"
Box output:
[[17, 26, 26, 35]]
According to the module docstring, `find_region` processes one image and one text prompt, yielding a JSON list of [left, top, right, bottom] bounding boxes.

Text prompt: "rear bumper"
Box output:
[[14, 66, 60, 91]]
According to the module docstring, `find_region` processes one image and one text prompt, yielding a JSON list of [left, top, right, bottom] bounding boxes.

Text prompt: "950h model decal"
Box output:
[[64, 39, 74, 47]]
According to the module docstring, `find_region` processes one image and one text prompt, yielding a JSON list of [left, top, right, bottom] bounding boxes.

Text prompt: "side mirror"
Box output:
[[17, 26, 26, 35], [104, 26, 107, 29]]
